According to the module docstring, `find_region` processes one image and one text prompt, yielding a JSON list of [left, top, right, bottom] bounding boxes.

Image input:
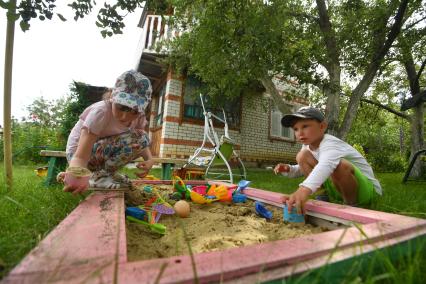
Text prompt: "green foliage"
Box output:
[[165, 0, 316, 99], [345, 99, 410, 172], [0, 82, 91, 164], [0, 95, 68, 164], [59, 82, 92, 143], [2, 0, 166, 37]]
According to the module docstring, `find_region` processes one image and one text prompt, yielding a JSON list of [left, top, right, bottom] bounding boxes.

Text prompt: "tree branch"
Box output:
[[415, 57, 426, 87], [341, 93, 409, 119]]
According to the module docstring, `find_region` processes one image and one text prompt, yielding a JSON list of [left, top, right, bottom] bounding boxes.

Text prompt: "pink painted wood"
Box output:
[[3, 181, 425, 284], [3, 192, 126, 284]]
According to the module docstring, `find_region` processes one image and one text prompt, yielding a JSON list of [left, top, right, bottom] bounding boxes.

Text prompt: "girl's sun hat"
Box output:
[[111, 70, 152, 113]]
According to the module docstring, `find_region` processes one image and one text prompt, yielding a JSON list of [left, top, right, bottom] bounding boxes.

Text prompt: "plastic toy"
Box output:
[[283, 205, 305, 223], [190, 190, 217, 204], [255, 201, 273, 220], [233, 180, 251, 196], [232, 193, 247, 203], [172, 176, 190, 200], [192, 185, 208, 195], [214, 185, 230, 201], [152, 204, 175, 223], [126, 216, 166, 235], [125, 207, 146, 220]]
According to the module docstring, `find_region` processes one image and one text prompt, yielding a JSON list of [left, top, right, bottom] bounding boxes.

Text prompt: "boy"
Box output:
[[274, 106, 382, 213]]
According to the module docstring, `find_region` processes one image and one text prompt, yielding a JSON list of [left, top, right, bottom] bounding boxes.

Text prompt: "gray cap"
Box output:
[[281, 106, 325, 127]]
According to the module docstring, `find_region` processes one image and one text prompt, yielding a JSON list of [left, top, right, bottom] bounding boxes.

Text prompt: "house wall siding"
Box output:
[[240, 95, 300, 165]]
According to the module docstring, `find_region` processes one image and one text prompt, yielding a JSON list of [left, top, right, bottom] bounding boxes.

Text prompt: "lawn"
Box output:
[[0, 165, 425, 282]]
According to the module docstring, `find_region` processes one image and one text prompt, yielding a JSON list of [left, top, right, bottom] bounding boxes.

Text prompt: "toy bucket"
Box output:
[[192, 185, 208, 195], [283, 205, 305, 224]]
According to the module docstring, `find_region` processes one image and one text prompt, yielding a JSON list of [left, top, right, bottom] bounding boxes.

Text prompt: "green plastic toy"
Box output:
[[126, 216, 166, 235]]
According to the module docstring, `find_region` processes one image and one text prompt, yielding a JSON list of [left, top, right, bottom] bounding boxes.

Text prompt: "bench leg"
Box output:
[[161, 163, 174, 180], [45, 157, 67, 186]]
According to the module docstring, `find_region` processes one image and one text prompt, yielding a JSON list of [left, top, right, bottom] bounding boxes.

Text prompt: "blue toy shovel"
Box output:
[[233, 180, 251, 196]]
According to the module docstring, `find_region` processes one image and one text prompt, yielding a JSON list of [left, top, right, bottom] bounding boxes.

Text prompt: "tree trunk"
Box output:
[[260, 76, 292, 114], [338, 0, 409, 139], [3, 1, 17, 191], [315, 0, 341, 137], [409, 102, 425, 178]]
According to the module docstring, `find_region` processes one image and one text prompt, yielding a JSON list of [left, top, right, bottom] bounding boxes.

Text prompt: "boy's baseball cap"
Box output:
[[111, 70, 152, 113], [281, 106, 325, 127]]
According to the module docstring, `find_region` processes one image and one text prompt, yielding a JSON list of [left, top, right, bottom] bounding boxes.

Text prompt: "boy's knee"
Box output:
[[331, 160, 354, 182], [296, 149, 314, 164]]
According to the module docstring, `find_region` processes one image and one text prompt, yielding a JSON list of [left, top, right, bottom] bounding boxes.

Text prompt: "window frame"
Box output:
[[269, 101, 296, 142]]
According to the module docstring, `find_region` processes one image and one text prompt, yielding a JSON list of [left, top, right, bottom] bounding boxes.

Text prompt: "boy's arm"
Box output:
[[274, 163, 303, 178], [281, 186, 312, 214]]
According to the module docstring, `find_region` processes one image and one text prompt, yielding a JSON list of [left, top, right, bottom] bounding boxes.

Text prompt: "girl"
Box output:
[[62, 70, 155, 194]]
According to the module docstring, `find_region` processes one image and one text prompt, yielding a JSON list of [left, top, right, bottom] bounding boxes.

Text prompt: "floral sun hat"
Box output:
[[111, 70, 152, 113]]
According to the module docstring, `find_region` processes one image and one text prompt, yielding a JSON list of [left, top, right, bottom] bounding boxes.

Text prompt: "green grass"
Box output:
[[0, 166, 425, 282]]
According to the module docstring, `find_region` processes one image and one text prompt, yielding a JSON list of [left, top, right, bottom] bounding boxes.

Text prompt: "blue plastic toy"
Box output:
[[232, 193, 247, 203], [233, 180, 251, 196], [125, 207, 146, 220], [283, 205, 305, 223], [255, 201, 272, 220]]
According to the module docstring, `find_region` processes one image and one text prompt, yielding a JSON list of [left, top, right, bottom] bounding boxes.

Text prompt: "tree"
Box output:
[[158, 0, 420, 141]]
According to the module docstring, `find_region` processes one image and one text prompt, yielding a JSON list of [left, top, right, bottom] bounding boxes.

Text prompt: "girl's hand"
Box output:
[[274, 163, 290, 174], [62, 168, 90, 195], [136, 159, 155, 178]]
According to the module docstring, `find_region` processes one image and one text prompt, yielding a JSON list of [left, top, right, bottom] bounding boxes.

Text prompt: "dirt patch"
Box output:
[[125, 185, 327, 261]]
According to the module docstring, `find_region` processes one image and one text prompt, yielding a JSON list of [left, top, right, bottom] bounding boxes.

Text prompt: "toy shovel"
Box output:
[[126, 216, 166, 235], [233, 180, 251, 196]]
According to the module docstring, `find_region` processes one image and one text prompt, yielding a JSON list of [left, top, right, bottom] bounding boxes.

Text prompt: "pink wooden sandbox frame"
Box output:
[[3, 180, 426, 284]]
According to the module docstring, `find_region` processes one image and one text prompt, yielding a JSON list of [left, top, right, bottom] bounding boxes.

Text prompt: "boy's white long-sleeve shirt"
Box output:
[[283, 134, 382, 195]]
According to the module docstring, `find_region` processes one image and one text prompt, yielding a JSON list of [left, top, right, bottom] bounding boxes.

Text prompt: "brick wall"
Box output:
[[240, 95, 301, 165]]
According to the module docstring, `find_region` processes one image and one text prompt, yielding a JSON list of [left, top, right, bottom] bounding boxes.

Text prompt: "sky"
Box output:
[[0, 3, 144, 125]]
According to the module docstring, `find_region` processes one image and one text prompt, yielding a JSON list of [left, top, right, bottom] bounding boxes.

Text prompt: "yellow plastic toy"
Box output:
[[35, 166, 48, 177]]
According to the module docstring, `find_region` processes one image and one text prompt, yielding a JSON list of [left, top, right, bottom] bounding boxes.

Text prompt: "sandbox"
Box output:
[[3, 180, 425, 283]]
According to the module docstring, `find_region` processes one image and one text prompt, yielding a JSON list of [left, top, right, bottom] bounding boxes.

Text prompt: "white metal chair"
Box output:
[[183, 94, 246, 184]]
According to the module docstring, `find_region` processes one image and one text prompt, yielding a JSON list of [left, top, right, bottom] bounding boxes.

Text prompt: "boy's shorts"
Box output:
[[322, 164, 378, 206]]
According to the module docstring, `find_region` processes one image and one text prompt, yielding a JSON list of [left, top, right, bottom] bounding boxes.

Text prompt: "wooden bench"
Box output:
[[40, 150, 189, 184], [134, 157, 188, 180], [39, 150, 67, 186]]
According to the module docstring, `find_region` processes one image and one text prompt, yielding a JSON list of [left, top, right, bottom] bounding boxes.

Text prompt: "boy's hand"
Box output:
[[136, 159, 155, 178], [281, 186, 312, 214], [274, 163, 290, 174]]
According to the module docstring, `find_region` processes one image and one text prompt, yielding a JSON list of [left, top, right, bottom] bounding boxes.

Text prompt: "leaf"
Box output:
[[20, 20, 30, 32], [0, 0, 11, 9], [57, 13, 67, 22]]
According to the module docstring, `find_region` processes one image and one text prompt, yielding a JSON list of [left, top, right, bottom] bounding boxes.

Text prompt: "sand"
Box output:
[[125, 184, 326, 261]]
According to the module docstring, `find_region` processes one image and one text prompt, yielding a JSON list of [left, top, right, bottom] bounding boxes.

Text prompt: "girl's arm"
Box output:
[[136, 147, 155, 178], [64, 128, 98, 194], [69, 128, 98, 168]]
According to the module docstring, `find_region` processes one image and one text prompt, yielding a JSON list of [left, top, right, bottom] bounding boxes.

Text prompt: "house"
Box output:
[[133, 10, 308, 167]]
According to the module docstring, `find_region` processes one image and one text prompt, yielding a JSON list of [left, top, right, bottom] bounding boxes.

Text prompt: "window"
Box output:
[[183, 75, 241, 129], [270, 103, 294, 140], [154, 85, 166, 127]]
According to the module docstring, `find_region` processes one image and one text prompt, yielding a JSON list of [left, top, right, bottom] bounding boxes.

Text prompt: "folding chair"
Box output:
[[183, 94, 246, 184]]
